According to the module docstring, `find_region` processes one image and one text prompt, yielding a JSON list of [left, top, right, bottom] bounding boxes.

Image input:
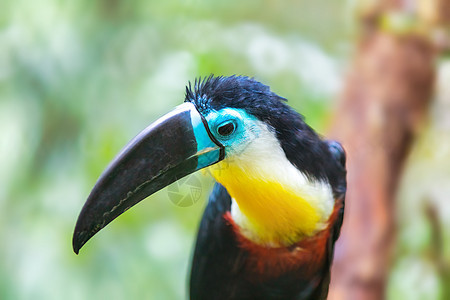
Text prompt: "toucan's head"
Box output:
[[73, 76, 345, 253]]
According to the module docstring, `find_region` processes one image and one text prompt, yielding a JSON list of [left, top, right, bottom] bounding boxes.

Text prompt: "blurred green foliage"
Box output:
[[1, 0, 449, 299]]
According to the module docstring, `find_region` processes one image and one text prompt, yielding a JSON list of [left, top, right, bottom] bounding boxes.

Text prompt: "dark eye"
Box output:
[[217, 121, 236, 136]]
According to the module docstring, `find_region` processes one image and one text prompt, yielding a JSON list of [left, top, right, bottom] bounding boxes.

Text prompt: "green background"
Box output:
[[1, 1, 449, 299]]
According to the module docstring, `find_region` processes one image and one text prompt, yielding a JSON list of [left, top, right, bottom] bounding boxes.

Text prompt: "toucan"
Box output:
[[73, 75, 346, 300]]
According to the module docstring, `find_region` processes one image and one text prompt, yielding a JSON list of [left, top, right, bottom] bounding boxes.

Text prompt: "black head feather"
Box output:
[[185, 75, 346, 198], [185, 75, 287, 117]]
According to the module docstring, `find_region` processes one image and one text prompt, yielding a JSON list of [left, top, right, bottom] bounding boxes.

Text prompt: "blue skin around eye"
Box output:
[[191, 107, 261, 170], [205, 108, 260, 154]]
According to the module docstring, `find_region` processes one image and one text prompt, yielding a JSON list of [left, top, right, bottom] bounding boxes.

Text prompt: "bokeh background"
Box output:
[[1, 0, 449, 299]]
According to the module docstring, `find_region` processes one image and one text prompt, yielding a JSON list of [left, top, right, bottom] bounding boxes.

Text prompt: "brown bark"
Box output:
[[327, 31, 435, 300]]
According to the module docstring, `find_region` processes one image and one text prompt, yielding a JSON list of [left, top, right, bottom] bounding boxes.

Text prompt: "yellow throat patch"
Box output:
[[208, 160, 329, 247]]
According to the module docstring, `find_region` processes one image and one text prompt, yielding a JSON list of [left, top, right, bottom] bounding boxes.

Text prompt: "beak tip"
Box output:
[[73, 241, 80, 254], [72, 240, 81, 255], [72, 230, 87, 255]]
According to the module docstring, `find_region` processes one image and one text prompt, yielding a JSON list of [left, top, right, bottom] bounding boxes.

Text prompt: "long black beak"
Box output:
[[73, 103, 224, 254]]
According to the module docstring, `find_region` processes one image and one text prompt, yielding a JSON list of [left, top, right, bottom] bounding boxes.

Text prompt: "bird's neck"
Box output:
[[208, 132, 334, 247]]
